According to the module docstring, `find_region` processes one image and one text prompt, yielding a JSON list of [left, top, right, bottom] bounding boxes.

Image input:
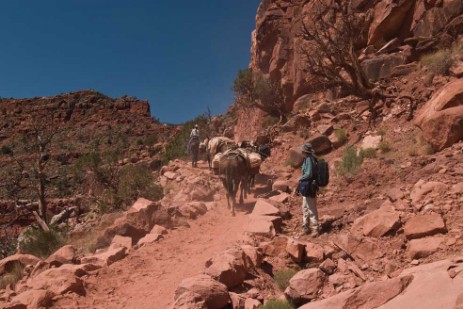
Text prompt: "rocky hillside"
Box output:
[[0, 90, 173, 150], [0, 90, 176, 255], [250, 0, 462, 105]]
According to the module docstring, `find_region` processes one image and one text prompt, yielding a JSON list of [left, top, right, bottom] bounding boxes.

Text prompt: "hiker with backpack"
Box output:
[[296, 142, 329, 237], [189, 124, 200, 167]]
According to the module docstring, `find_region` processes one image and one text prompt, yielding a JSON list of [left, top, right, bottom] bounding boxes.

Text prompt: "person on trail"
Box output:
[[189, 124, 200, 167], [298, 142, 319, 237]]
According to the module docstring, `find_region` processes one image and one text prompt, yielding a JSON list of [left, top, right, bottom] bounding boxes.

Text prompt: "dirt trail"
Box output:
[[56, 163, 255, 309]]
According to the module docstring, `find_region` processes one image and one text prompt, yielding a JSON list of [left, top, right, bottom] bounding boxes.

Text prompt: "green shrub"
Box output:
[[424, 143, 435, 154], [359, 147, 377, 159], [260, 299, 294, 309], [408, 146, 418, 157], [421, 49, 453, 75], [379, 141, 391, 153], [0, 237, 17, 259], [18, 226, 68, 259], [136, 138, 144, 146], [144, 134, 158, 146], [337, 146, 363, 176], [334, 128, 348, 144], [263, 117, 279, 128], [274, 268, 298, 291], [233, 68, 254, 98], [377, 129, 386, 136], [0, 145, 13, 156], [117, 164, 164, 205], [161, 114, 209, 164], [0, 263, 25, 289]]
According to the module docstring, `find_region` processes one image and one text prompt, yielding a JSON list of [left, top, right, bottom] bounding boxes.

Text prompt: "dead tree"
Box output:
[[299, 0, 414, 123], [233, 68, 289, 123], [0, 114, 58, 225]]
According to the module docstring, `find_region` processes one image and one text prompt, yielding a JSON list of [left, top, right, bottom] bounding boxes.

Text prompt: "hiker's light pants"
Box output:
[[302, 196, 318, 228]]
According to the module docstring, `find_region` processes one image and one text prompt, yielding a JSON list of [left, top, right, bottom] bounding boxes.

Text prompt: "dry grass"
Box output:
[[0, 263, 25, 289]]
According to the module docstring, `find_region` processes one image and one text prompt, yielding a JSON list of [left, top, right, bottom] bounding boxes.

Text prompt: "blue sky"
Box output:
[[0, 1, 260, 124]]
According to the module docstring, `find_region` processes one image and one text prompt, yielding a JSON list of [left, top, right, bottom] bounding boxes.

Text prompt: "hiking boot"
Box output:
[[310, 228, 319, 238], [303, 225, 310, 235]]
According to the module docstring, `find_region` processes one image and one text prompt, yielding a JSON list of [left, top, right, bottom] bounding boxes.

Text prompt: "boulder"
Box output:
[[163, 171, 177, 180], [317, 124, 334, 136], [288, 147, 305, 168], [414, 80, 463, 150], [368, 0, 415, 46], [381, 259, 463, 308], [204, 249, 248, 288], [407, 235, 444, 259], [305, 242, 324, 264], [111, 235, 132, 250], [272, 180, 290, 192], [404, 214, 447, 239], [319, 258, 336, 275], [173, 275, 230, 309], [137, 233, 162, 246], [150, 224, 168, 235], [241, 245, 263, 268], [284, 268, 324, 306], [336, 233, 384, 262], [386, 187, 405, 202], [410, 180, 448, 208], [269, 192, 290, 203], [360, 135, 382, 150], [95, 221, 147, 249], [351, 203, 401, 237], [259, 237, 288, 257], [0, 254, 41, 274], [45, 245, 77, 267], [300, 275, 413, 309], [80, 245, 127, 267], [309, 135, 332, 154], [286, 238, 305, 263], [11, 289, 53, 308], [252, 199, 280, 216], [413, 7, 448, 38], [126, 198, 163, 232], [29, 266, 86, 296], [245, 216, 277, 237], [361, 53, 408, 81], [244, 298, 261, 309]]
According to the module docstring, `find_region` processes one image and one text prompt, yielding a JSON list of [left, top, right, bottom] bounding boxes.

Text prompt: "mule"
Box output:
[[218, 150, 249, 216], [207, 136, 235, 169]]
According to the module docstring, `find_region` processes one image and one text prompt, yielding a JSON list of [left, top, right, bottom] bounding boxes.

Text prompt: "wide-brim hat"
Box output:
[[301, 142, 314, 154]]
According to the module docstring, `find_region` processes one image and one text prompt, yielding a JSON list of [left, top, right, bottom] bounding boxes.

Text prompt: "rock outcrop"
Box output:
[[414, 79, 463, 150]]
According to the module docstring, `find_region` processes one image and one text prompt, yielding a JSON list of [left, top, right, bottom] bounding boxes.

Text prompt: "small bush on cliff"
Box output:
[[261, 299, 294, 309], [359, 147, 376, 159], [233, 68, 288, 123], [421, 49, 453, 75], [0, 145, 12, 156], [274, 268, 298, 291], [18, 226, 68, 259], [337, 146, 363, 176], [379, 140, 391, 153], [334, 128, 348, 144]]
